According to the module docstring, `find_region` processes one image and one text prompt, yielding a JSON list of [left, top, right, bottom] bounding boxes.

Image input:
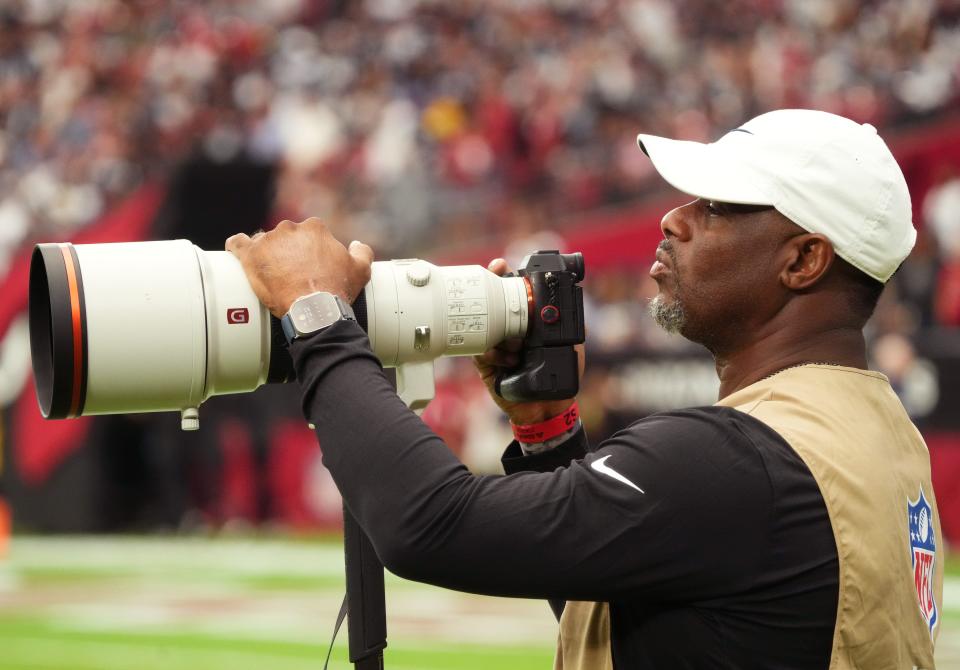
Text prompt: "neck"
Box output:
[[713, 323, 868, 400]]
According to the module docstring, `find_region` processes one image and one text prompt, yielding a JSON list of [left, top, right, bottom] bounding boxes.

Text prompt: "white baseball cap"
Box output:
[[636, 109, 915, 283]]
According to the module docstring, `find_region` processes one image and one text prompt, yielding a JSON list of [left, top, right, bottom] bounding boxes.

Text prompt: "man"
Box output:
[[227, 109, 942, 669]]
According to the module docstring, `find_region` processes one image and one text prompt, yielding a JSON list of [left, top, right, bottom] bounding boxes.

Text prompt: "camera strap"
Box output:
[[323, 594, 349, 670]]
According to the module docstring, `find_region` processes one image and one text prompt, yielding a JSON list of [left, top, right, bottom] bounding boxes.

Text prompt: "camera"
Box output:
[[497, 251, 585, 402], [29, 241, 585, 428]]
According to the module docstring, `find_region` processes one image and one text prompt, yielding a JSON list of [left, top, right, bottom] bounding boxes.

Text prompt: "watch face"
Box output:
[[292, 292, 341, 334]]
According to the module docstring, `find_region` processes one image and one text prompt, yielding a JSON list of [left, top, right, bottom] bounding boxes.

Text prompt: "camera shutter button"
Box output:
[[406, 263, 431, 287]]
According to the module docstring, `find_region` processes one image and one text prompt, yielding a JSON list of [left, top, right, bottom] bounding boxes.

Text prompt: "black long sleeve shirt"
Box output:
[[291, 320, 838, 669]]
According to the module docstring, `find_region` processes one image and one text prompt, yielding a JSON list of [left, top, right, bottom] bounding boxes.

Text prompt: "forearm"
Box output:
[[499, 430, 587, 623], [291, 321, 472, 561], [291, 322, 603, 599]]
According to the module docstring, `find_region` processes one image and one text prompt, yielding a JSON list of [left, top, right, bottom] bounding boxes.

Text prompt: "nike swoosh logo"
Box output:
[[590, 455, 645, 494]]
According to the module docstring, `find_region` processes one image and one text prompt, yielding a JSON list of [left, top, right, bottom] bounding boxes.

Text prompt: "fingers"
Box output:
[[474, 339, 523, 368], [498, 338, 523, 352], [228, 219, 319, 253], [474, 350, 519, 370], [575, 341, 586, 378]]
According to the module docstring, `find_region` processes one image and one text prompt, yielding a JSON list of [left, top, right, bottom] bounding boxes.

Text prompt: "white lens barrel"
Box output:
[[30, 241, 529, 424], [197, 251, 274, 396], [364, 260, 528, 367], [79, 240, 211, 414]]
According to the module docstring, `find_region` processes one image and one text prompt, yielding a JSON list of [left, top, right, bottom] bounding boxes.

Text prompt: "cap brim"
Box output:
[[637, 134, 774, 206]]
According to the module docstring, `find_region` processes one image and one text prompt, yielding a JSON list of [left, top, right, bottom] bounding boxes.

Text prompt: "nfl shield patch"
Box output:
[[908, 487, 938, 638]]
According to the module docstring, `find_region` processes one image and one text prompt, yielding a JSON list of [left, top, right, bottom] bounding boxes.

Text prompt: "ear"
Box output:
[[779, 233, 835, 291]]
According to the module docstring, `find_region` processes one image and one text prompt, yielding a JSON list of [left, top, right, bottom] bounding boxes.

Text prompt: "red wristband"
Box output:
[[512, 401, 580, 443]]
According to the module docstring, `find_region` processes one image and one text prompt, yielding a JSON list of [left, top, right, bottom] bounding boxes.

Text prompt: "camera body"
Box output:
[[496, 251, 585, 402]]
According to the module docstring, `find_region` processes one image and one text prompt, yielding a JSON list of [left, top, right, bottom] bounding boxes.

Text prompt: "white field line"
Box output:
[[9, 535, 451, 590], [26, 586, 556, 647], [9, 536, 348, 578]]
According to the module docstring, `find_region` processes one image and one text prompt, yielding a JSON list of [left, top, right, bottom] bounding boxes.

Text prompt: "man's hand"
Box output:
[[473, 258, 585, 427], [226, 218, 373, 318]]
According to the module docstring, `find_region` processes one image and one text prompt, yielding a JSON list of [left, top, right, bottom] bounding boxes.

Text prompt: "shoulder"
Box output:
[[615, 405, 787, 453], [603, 406, 809, 489], [613, 406, 820, 499], [592, 407, 773, 491]]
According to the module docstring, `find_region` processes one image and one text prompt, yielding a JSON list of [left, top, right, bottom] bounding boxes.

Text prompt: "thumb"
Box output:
[[487, 258, 509, 276], [348, 240, 374, 279], [225, 233, 251, 254]]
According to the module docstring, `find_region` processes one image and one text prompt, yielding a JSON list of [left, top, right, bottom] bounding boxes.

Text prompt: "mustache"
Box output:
[[657, 239, 678, 267]]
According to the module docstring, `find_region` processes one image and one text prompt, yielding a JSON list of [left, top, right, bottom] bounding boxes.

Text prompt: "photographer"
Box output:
[[227, 109, 941, 669]]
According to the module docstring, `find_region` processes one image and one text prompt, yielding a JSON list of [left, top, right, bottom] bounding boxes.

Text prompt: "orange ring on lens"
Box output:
[[523, 277, 534, 323], [59, 244, 83, 418]]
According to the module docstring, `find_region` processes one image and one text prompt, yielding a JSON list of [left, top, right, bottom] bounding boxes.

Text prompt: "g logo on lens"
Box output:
[[227, 308, 249, 324]]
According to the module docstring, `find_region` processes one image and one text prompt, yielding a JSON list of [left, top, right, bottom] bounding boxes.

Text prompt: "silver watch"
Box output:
[[281, 291, 356, 344]]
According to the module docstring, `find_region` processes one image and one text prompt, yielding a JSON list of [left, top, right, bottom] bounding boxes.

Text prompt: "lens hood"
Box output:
[[30, 243, 88, 419]]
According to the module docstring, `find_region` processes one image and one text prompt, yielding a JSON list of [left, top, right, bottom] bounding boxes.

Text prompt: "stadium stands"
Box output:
[[1, 0, 959, 535]]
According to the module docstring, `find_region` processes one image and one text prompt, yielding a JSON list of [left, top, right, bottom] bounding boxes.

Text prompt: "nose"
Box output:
[[659, 203, 693, 242]]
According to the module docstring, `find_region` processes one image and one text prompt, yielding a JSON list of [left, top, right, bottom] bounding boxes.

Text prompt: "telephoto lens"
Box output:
[[30, 241, 284, 429], [29, 241, 532, 428]]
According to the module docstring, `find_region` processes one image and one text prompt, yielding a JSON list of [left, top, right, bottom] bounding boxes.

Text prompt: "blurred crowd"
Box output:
[[2, 0, 960, 530], [2, 0, 960, 273]]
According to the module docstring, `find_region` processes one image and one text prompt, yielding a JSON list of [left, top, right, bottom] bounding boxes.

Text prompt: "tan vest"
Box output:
[[556, 365, 942, 670]]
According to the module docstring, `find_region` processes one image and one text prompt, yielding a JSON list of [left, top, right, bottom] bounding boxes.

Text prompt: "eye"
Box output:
[[705, 200, 723, 216]]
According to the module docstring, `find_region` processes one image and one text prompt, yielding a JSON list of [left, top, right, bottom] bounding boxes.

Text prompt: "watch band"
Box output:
[[332, 295, 356, 323], [281, 292, 356, 344], [280, 312, 299, 343]]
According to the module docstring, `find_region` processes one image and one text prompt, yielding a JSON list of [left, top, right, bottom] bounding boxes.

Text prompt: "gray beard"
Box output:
[[649, 293, 686, 334]]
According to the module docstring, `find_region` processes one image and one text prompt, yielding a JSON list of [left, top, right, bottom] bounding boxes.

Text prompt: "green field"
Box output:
[[0, 536, 556, 670], [0, 536, 957, 669]]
